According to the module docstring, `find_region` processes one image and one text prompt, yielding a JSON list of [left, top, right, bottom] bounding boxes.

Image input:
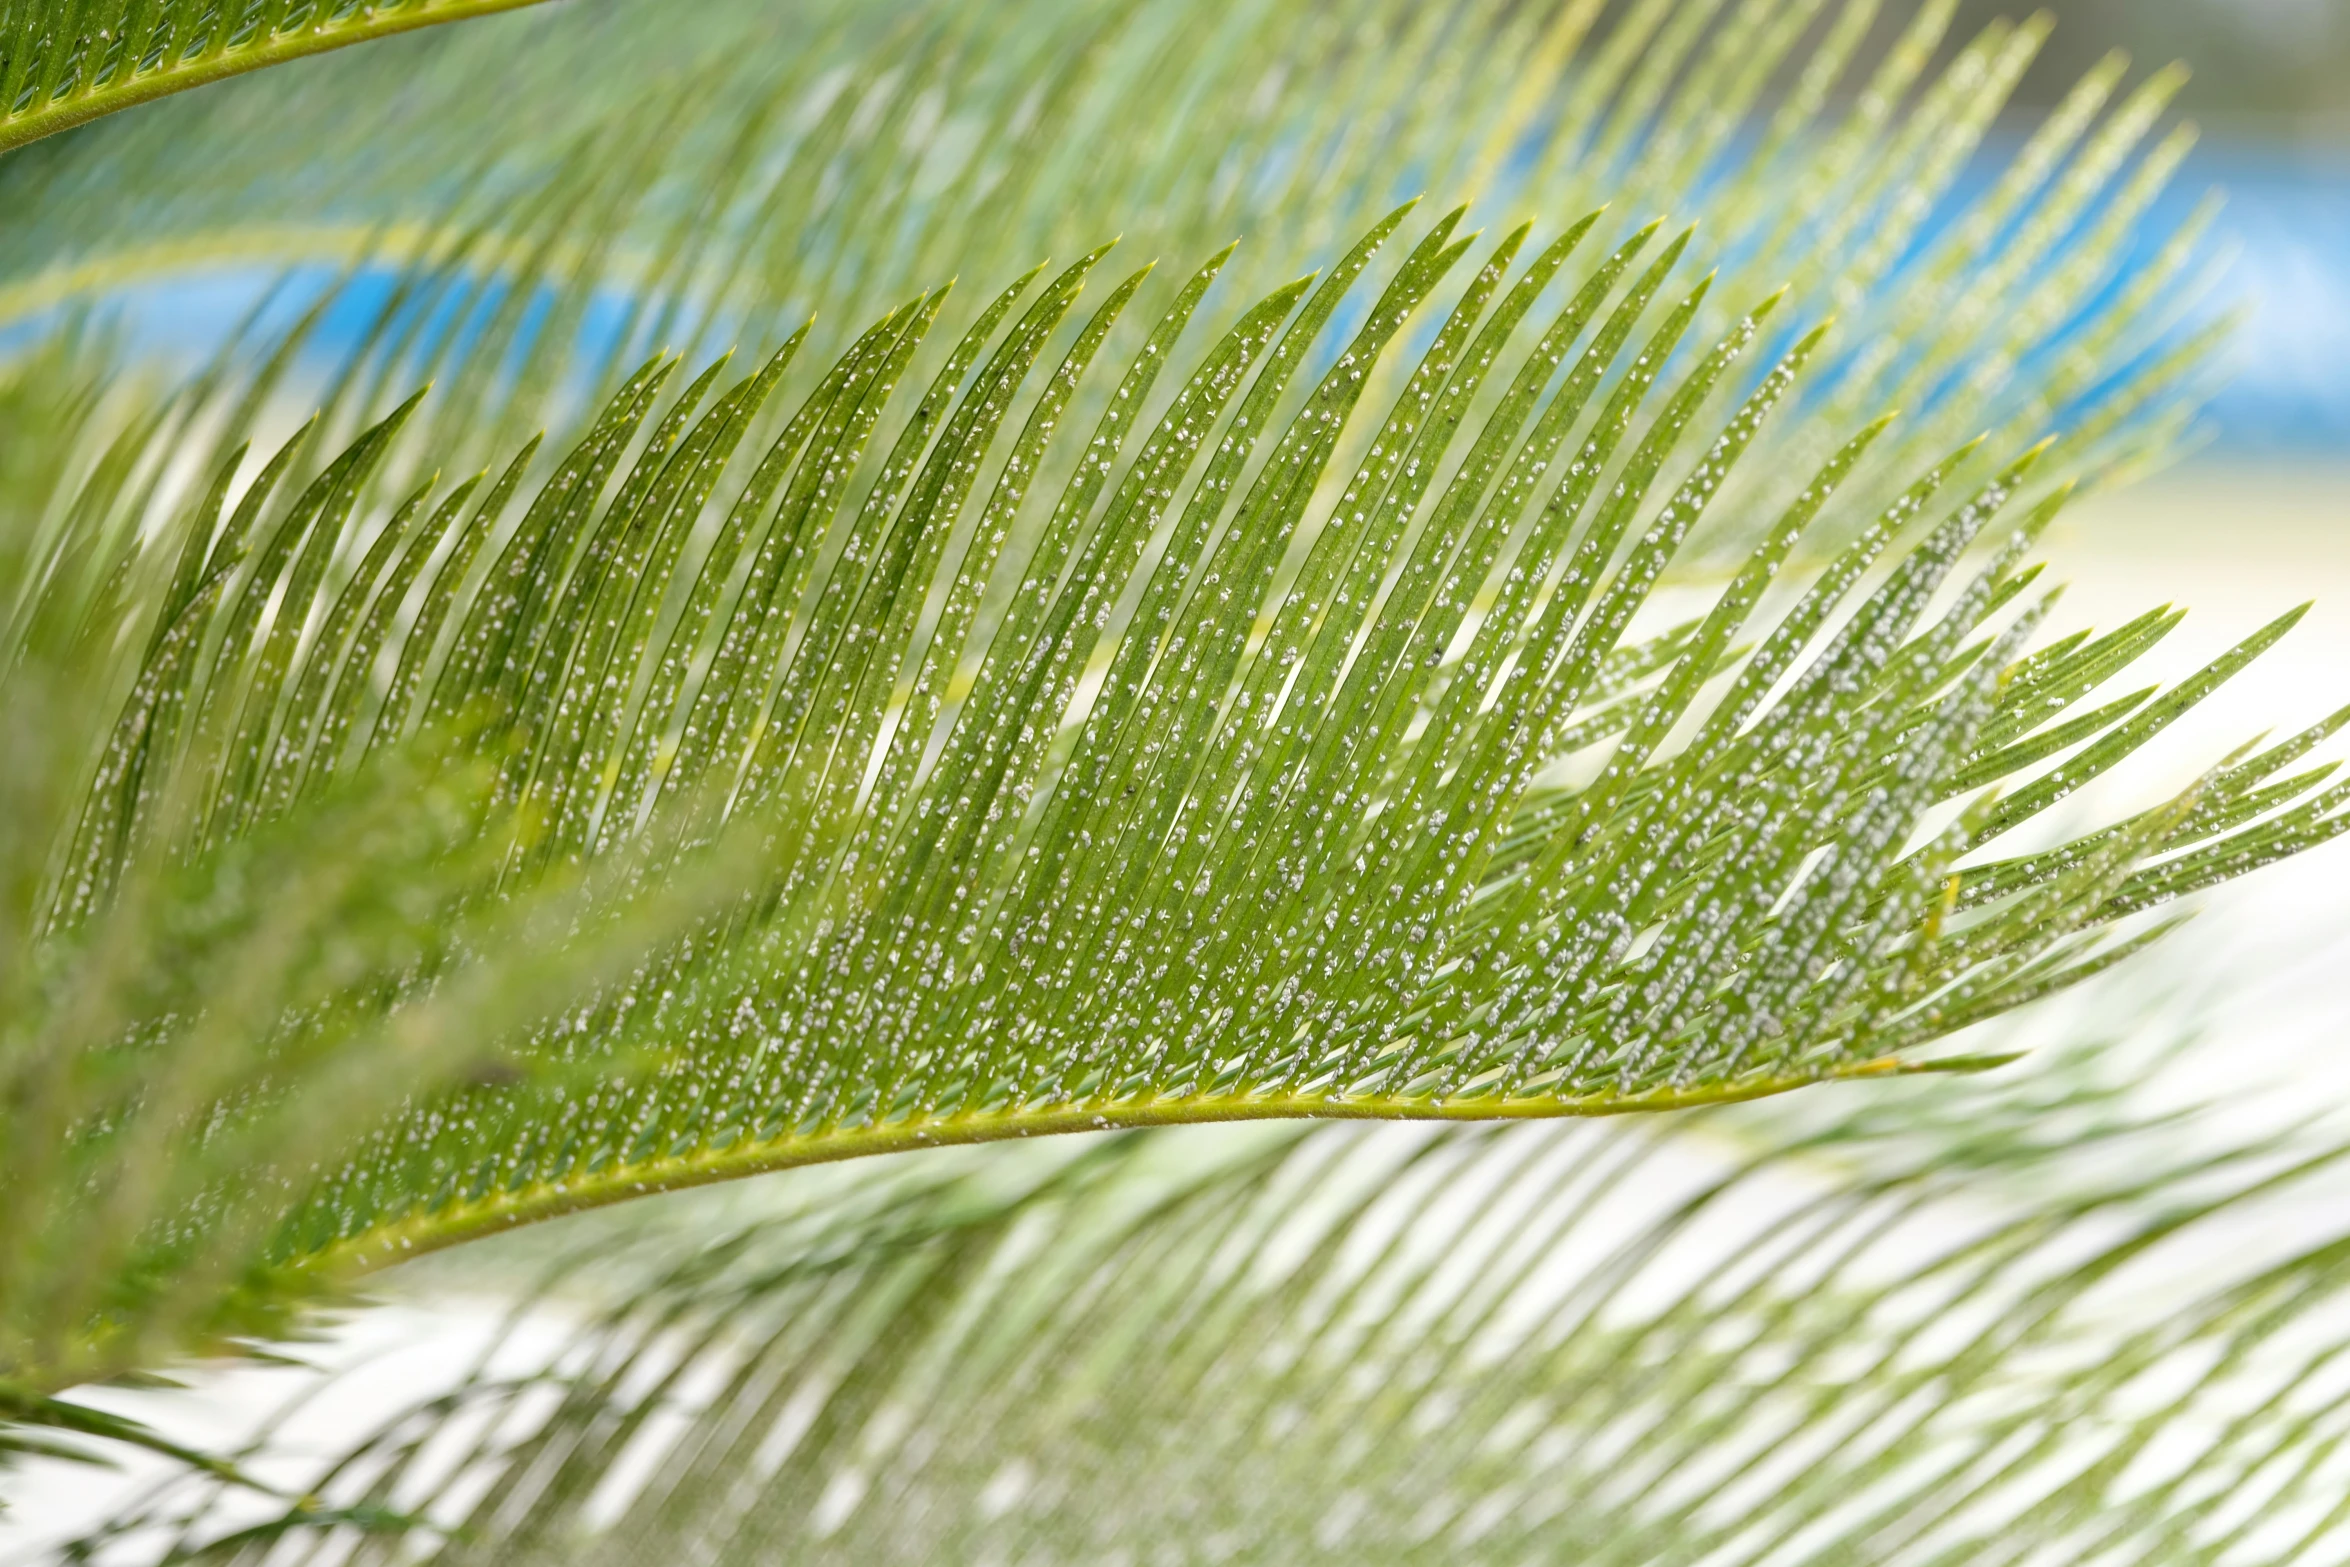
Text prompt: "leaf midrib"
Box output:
[[302, 1054, 1974, 1278]]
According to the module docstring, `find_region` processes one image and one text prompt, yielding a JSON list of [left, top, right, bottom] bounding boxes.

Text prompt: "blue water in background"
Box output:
[[1761, 132, 2350, 458], [2184, 143, 2350, 455], [23, 137, 2350, 460]]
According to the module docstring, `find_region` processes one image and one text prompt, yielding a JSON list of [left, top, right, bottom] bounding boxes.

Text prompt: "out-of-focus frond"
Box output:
[[0, 0, 2225, 565], [0, 336, 807, 1405], [64, 1033, 2350, 1565]]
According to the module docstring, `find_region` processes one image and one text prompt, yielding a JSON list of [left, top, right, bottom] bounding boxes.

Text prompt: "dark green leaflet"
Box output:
[[366, 441, 539, 761], [626, 313, 908, 827], [680, 292, 947, 809], [551, 344, 808, 858], [307, 471, 485, 794], [427, 356, 678, 731], [208, 392, 424, 843], [255, 476, 439, 818]]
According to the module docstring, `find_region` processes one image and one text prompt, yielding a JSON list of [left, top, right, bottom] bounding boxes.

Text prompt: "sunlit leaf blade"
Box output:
[[0, 0, 2336, 1478]]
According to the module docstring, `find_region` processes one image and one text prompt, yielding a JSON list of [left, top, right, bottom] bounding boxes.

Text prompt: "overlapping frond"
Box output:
[[70, 1038, 2350, 1565], [0, 0, 551, 154], [0, 544, 784, 1404], [0, 0, 2221, 569]]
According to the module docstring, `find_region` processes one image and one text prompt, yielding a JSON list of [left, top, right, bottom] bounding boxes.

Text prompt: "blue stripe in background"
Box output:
[[2188, 143, 2350, 454], [10, 140, 2347, 459]]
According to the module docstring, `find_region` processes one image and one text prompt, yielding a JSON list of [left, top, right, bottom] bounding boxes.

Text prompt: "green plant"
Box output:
[[3, 0, 2346, 1559], [79, 1030, 2350, 1564]]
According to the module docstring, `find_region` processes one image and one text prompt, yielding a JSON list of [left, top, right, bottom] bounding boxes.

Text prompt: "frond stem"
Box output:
[[309, 1055, 1980, 1277]]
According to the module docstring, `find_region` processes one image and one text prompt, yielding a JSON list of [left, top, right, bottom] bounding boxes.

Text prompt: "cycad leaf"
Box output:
[[12, 198, 2329, 1293], [0, 0, 2338, 1450], [0, 0, 2223, 561]]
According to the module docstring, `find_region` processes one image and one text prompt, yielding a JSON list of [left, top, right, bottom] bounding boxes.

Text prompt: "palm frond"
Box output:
[[66, 1029, 2350, 1564], [16, 194, 2337, 1297], [0, 0, 2218, 553]]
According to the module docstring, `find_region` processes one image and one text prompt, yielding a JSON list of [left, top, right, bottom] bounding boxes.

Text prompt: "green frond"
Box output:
[[6, 198, 2329, 1305], [0, 0, 553, 154], [0, 0, 2222, 555], [68, 1034, 2350, 1564]]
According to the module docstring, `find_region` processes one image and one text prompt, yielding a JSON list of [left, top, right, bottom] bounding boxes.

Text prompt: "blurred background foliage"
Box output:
[[0, 0, 2339, 453], [1938, 0, 2350, 454], [1942, 0, 2350, 135]]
